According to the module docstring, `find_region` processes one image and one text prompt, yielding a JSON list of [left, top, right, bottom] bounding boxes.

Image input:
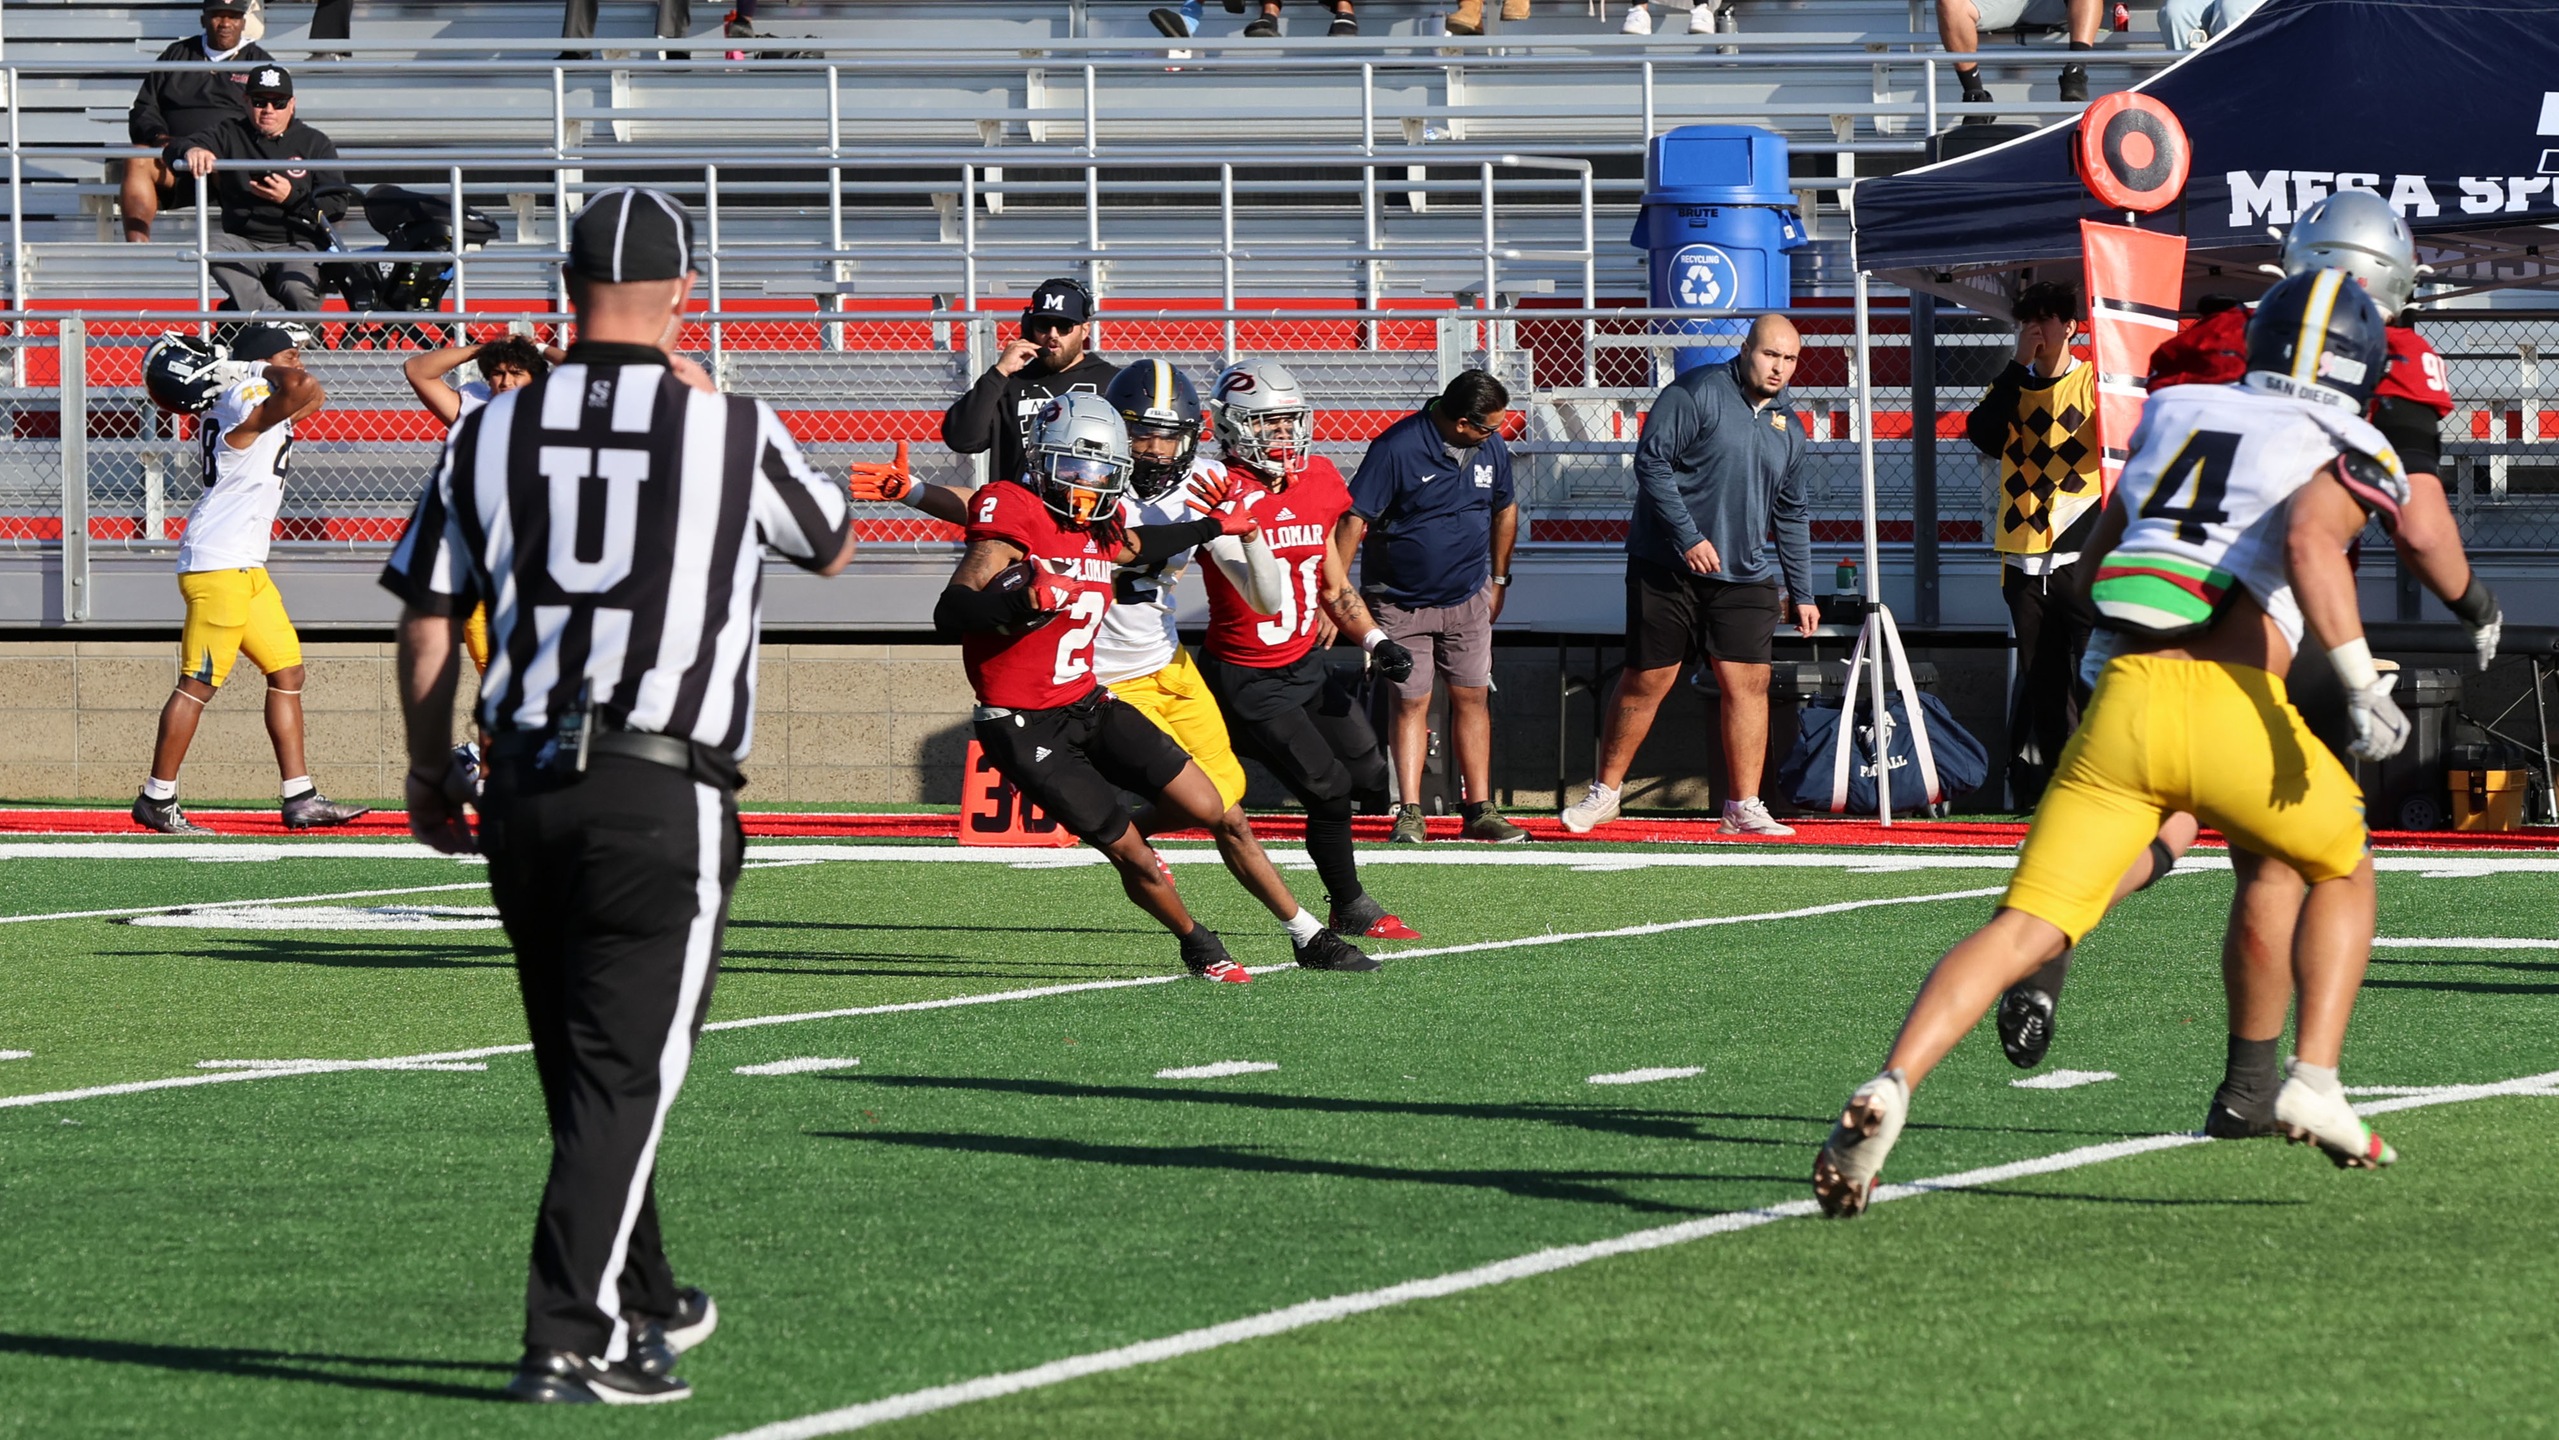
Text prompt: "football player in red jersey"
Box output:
[[934, 393, 1265, 982], [1992, 192, 2500, 1139], [1188, 359, 1423, 943]]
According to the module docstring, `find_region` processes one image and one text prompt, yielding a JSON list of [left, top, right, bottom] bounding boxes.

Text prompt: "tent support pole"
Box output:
[[1911, 289, 1939, 627], [1855, 269, 1890, 827]]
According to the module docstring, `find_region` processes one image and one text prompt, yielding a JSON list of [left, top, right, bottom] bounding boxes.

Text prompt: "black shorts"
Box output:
[[1195, 649, 1387, 808], [1624, 557, 1781, 669], [972, 689, 1192, 847]]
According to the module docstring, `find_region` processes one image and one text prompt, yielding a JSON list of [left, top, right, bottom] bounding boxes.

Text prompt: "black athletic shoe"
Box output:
[[1996, 984, 2056, 1069], [1293, 927, 1379, 972], [624, 1287, 717, 1379], [281, 790, 369, 830], [2203, 1082, 2282, 1139], [2057, 62, 2089, 103], [1328, 11, 1359, 35], [131, 792, 212, 836], [1243, 15, 1279, 35], [503, 1347, 691, 1405]]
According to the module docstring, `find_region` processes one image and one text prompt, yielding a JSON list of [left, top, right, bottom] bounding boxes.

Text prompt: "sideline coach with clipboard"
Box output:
[[382, 187, 855, 1405]]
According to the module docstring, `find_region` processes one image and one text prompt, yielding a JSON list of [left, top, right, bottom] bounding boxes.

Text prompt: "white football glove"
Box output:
[[2470, 610, 2502, 672], [2344, 671, 2411, 762]]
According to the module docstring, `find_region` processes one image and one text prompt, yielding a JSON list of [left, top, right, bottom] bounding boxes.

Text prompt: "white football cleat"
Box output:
[[2274, 1064, 2397, 1169], [1813, 1068, 1909, 1218], [1560, 781, 1620, 833]]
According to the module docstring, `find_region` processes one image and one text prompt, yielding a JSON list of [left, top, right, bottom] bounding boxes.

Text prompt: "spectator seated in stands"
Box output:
[[1937, 0, 2099, 113], [2156, 0, 2262, 50], [1186, 0, 1357, 39], [122, 0, 276, 245], [1444, 0, 1526, 34], [166, 65, 355, 316], [561, 0, 692, 59]]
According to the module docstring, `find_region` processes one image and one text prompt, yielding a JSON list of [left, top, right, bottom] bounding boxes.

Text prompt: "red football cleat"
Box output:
[[1355, 914, 1421, 940], [1195, 959, 1252, 984]]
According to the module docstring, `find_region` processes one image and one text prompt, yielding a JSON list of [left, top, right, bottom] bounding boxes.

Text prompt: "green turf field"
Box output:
[[2, 835, 2554, 1437]]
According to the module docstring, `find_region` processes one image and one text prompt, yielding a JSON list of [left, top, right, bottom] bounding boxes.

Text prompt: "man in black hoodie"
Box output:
[[167, 65, 355, 314], [939, 278, 1118, 486], [122, 0, 276, 243]]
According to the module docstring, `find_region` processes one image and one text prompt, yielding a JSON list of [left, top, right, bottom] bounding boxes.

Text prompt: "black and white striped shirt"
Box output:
[[380, 341, 851, 757]]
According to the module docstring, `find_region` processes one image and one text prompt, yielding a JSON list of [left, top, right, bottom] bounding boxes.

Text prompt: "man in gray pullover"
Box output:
[[1563, 313, 1818, 835]]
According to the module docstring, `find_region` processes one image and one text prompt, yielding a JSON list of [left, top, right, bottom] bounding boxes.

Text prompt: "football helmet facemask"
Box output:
[[1027, 391, 1133, 527], [1104, 359, 1203, 502], [1209, 358, 1313, 480], [142, 332, 227, 416]]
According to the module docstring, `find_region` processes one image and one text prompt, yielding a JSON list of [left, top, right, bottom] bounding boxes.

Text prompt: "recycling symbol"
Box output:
[[1669, 243, 1741, 313]]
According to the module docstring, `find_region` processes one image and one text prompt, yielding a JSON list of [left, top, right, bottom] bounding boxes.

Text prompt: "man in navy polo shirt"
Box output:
[[1336, 370, 1526, 844]]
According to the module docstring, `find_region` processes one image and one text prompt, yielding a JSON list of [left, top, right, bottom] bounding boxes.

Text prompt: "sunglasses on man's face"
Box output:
[[1022, 318, 1078, 337], [250, 97, 290, 110], [1450, 413, 1499, 436]]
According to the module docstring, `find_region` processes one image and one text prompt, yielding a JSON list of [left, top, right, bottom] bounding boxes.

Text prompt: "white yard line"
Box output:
[[735, 1058, 863, 1077], [1155, 1061, 1279, 1080], [714, 1069, 2559, 1440], [0, 888, 2000, 1112], [2372, 937, 2559, 949], [1587, 1067, 1704, 1086], [2011, 1069, 2118, 1090], [0, 880, 494, 927]]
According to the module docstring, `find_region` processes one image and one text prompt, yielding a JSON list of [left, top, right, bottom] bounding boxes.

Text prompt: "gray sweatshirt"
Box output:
[[1627, 356, 1815, 601]]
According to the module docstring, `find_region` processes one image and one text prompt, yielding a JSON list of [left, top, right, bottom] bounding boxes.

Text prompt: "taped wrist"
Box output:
[[2328, 636, 2381, 691], [1127, 517, 1223, 563], [934, 583, 1034, 636], [2449, 576, 2499, 629]]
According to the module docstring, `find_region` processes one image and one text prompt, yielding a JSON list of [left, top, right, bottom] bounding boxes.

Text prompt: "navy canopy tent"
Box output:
[[1850, 0, 2559, 317]]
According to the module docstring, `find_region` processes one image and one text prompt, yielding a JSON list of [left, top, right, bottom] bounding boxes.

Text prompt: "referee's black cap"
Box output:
[[568, 187, 696, 283]]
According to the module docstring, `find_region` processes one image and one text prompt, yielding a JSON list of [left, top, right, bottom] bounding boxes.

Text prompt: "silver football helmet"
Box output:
[[2281, 190, 2421, 317], [1026, 390, 1132, 526], [1209, 358, 1314, 477]]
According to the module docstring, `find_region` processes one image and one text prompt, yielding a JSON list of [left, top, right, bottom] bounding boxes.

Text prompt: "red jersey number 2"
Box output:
[[1254, 554, 1325, 645]]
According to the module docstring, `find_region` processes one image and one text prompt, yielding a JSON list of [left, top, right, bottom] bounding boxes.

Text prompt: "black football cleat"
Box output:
[[1292, 927, 1380, 972], [503, 1347, 690, 1405], [1996, 983, 2056, 1069], [131, 792, 213, 836], [282, 790, 370, 830], [2203, 1081, 2283, 1139]]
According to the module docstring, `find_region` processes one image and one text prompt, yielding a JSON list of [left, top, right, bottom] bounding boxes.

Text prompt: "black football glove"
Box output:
[[1369, 636, 1415, 684]]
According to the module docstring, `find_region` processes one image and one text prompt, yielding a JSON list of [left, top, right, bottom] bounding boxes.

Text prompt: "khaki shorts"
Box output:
[[1373, 579, 1496, 700]]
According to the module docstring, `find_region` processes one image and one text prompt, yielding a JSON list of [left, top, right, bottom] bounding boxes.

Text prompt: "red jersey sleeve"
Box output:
[[964, 478, 1050, 552], [2145, 306, 2249, 392], [2377, 326, 2455, 418]]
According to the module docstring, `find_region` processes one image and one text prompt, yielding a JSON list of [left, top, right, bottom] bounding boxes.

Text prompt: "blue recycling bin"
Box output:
[[1630, 125, 1805, 377]]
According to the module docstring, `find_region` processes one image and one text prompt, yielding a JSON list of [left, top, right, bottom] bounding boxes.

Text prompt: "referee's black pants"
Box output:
[[480, 752, 743, 1361]]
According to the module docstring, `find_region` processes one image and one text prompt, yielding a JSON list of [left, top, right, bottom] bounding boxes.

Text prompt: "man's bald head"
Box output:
[[1738, 312, 1802, 402]]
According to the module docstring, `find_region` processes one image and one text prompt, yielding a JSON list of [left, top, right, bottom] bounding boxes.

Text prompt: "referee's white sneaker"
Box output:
[[504, 1348, 690, 1404], [1719, 797, 1796, 836], [1812, 1068, 1910, 1219], [1560, 781, 1620, 833]]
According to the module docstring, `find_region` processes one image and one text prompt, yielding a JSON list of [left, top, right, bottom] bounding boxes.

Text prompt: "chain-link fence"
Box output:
[[5, 305, 2555, 591]]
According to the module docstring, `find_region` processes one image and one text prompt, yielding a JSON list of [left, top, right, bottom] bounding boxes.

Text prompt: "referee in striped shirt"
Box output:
[[381, 187, 855, 1406]]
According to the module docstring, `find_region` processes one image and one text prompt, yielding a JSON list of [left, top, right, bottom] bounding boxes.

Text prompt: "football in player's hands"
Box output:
[[1369, 637, 1416, 684], [989, 558, 1071, 631]]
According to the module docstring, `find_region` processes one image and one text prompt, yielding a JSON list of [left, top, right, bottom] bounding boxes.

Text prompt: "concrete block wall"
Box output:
[[0, 637, 2024, 809]]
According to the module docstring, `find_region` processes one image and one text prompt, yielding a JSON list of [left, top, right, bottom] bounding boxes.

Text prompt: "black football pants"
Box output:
[[2002, 557, 2096, 812], [1198, 650, 1388, 909], [481, 753, 742, 1361]]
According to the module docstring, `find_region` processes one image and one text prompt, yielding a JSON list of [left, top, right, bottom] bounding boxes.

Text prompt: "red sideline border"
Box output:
[[5, 808, 2555, 852]]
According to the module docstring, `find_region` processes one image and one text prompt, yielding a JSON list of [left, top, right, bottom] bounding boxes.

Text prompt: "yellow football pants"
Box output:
[[177, 566, 303, 688], [2004, 654, 2368, 944], [1106, 646, 1248, 812]]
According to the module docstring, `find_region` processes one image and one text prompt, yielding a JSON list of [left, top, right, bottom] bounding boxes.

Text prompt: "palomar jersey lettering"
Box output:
[[963, 479, 1119, 710], [1197, 455, 1353, 669], [379, 355, 852, 757]]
